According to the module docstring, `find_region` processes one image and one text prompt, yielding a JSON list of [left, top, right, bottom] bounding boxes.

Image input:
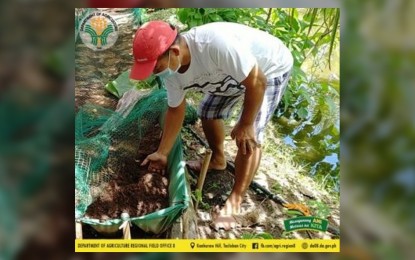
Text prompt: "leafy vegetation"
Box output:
[[306, 200, 331, 219], [241, 232, 274, 239], [191, 189, 210, 210]]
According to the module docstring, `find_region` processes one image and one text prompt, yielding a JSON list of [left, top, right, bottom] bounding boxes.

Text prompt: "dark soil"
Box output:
[[182, 126, 235, 207], [182, 124, 340, 239], [189, 168, 234, 207], [85, 124, 169, 220]]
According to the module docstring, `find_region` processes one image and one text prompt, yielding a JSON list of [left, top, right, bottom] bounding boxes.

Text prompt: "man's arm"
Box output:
[[141, 97, 186, 172], [231, 63, 267, 155], [239, 63, 267, 126], [158, 97, 186, 156]]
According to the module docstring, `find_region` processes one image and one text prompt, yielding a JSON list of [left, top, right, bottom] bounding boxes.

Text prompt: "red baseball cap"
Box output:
[[130, 21, 178, 80]]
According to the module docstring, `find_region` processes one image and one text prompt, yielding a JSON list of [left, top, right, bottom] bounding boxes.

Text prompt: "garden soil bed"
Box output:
[[84, 123, 169, 223]]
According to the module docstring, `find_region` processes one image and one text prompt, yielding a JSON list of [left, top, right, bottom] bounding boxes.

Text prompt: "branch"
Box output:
[[265, 8, 272, 24]]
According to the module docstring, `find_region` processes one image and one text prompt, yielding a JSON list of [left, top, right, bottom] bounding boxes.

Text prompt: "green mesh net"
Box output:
[[75, 88, 197, 219]]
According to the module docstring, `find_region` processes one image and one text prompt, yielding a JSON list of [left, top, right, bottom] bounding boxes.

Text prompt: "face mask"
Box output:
[[154, 50, 181, 78]]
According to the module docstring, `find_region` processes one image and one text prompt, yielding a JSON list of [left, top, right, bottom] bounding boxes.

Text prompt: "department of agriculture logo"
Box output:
[[79, 12, 118, 51]]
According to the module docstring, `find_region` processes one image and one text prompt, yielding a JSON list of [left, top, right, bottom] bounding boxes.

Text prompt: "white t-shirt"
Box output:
[[164, 22, 293, 107]]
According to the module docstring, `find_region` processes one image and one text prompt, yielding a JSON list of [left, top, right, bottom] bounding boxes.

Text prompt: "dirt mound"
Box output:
[[85, 124, 169, 220]]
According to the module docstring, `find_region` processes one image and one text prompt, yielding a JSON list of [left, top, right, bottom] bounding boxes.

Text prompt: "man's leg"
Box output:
[[211, 146, 261, 231], [212, 70, 292, 230], [201, 119, 227, 170], [189, 94, 241, 172], [221, 146, 262, 215]]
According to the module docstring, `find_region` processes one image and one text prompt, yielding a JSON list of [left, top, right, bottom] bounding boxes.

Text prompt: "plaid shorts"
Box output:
[[198, 70, 291, 144]]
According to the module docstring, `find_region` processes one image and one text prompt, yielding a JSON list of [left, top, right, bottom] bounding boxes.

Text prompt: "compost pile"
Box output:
[[75, 89, 173, 220], [84, 122, 169, 220]]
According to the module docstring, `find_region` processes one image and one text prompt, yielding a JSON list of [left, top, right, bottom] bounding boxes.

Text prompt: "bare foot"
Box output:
[[210, 215, 240, 231], [186, 160, 226, 173], [210, 205, 241, 231]]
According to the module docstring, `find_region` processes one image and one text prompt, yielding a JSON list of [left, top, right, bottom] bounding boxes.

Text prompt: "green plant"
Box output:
[[278, 80, 339, 193], [307, 200, 331, 219], [280, 231, 294, 238], [191, 189, 210, 210], [206, 182, 220, 192], [285, 208, 305, 217], [271, 182, 283, 195], [105, 72, 159, 98], [241, 232, 274, 239], [177, 8, 250, 29]]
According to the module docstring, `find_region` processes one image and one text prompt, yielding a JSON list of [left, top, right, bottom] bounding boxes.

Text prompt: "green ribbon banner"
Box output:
[[284, 216, 328, 232]]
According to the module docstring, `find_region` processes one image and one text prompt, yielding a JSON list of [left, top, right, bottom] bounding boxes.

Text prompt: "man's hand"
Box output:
[[140, 99, 186, 175], [231, 122, 259, 155], [140, 152, 167, 174]]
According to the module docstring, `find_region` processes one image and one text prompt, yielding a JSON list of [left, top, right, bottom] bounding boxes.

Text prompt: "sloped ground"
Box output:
[[182, 121, 340, 239]]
